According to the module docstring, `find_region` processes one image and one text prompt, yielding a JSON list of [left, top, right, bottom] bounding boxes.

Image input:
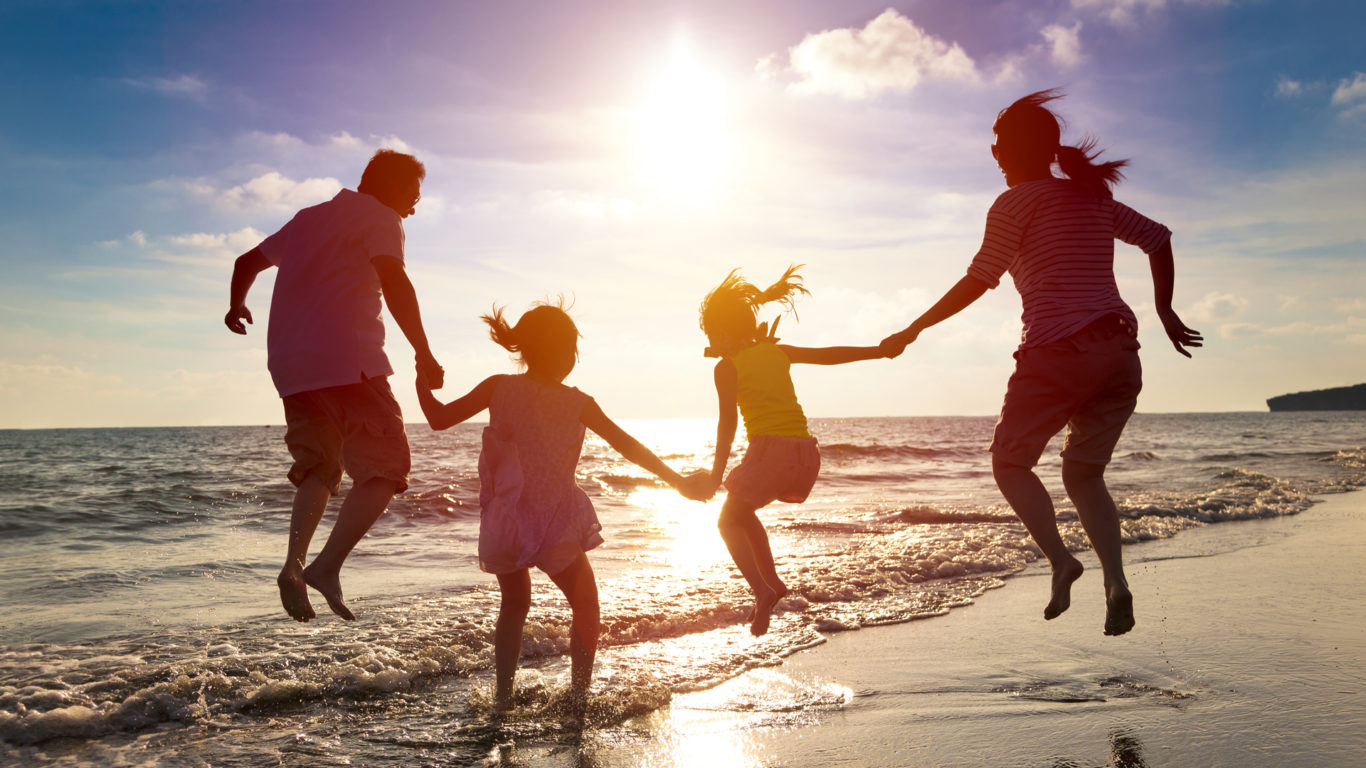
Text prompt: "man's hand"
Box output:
[[225, 306, 253, 335], [879, 328, 917, 358], [417, 352, 444, 390], [1158, 309, 1203, 358]]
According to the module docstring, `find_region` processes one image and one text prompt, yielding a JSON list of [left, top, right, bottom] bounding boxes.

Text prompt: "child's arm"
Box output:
[[779, 345, 889, 365], [1147, 240, 1203, 357], [580, 399, 706, 498], [880, 275, 991, 356], [416, 373, 498, 431], [711, 359, 739, 489]]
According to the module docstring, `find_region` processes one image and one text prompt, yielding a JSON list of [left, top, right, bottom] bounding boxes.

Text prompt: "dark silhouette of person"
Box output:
[[225, 149, 445, 622], [881, 90, 1202, 636]]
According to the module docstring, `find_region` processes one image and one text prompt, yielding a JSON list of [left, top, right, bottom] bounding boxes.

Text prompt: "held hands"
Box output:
[[1158, 308, 1203, 358], [676, 470, 719, 502], [416, 352, 445, 390], [879, 327, 918, 358], [224, 305, 253, 335]]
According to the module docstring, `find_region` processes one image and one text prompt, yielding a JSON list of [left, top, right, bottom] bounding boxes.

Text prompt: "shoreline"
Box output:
[[563, 489, 1365, 767]]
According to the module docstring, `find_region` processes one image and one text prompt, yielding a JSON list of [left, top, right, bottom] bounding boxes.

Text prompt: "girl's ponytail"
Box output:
[[995, 89, 1129, 199], [482, 305, 519, 353], [756, 264, 811, 316], [1055, 138, 1128, 200]]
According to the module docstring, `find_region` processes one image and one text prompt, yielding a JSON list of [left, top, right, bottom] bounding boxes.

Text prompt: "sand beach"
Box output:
[[507, 489, 1365, 767]]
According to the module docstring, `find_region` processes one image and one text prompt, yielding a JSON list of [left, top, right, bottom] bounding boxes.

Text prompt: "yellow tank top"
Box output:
[[729, 342, 811, 439]]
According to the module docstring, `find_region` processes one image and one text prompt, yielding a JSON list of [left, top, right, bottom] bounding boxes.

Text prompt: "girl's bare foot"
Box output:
[[1104, 583, 1135, 636], [302, 562, 356, 620], [1044, 557, 1084, 620], [277, 567, 315, 622], [750, 584, 788, 636]]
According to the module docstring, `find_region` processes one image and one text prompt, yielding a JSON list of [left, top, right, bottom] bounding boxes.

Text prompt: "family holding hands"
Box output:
[[226, 90, 1201, 712]]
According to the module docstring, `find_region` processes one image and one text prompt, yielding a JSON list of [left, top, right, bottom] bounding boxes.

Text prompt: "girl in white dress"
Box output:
[[416, 301, 709, 713]]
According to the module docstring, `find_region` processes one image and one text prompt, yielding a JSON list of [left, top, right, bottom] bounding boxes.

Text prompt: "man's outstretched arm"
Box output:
[[225, 247, 272, 334], [372, 254, 444, 388]]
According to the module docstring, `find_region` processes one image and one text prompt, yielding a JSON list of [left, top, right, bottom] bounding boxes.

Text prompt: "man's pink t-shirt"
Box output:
[[258, 189, 404, 397]]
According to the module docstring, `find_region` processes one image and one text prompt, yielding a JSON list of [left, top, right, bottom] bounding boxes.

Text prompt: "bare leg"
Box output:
[[493, 569, 532, 712], [1062, 459, 1134, 636], [548, 553, 600, 712], [993, 456, 1084, 620], [301, 476, 397, 620], [717, 498, 787, 636], [279, 475, 331, 622]]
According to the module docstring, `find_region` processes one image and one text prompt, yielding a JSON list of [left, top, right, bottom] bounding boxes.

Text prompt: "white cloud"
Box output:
[[120, 74, 209, 100], [205, 171, 341, 213], [1042, 22, 1084, 69], [1331, 72, 1366, 116], [1217, 317, 1366, 341], [1072, 0, 1232, 27], [329, 131, 363, 148], [775, 9, 980, 99], [1274, 75, 1303, 98], [1187, 291, 1248, 322]]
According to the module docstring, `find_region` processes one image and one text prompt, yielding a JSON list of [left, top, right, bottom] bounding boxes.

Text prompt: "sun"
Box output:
[[635, 40, 735, 203]]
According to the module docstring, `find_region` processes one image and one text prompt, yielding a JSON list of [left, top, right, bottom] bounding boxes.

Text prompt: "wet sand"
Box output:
[[542, 489, 1366, 767]]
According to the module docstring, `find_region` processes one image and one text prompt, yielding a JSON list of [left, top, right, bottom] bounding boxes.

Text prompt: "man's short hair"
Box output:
[[358, 149, 425, 198]]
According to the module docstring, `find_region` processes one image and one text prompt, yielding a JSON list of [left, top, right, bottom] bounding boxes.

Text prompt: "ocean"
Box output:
[[1, 412, 1363, 766]]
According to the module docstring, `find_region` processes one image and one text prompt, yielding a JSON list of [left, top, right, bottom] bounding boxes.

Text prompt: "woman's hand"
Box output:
[[1157, 308, 1203, 357]]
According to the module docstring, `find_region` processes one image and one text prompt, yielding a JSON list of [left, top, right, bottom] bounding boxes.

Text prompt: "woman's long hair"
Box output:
[[699, 264, 809, 347], [994, 89, 1128, 199], [482, 298, 579, 371]]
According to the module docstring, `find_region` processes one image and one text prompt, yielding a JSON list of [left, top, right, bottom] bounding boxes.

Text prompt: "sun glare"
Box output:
[[635, 40, 735, 203]]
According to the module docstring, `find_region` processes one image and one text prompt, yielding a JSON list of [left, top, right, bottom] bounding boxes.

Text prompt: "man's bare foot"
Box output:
[[277, 567, 315, 622], [302, 562, 356, 620], [750, 584, 788, 636], [1104, 584, 1135, 636], [1044, 558, 1084, 620]]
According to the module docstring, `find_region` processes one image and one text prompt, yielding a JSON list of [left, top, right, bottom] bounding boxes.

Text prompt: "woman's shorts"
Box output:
[[990, 314, 1143, 469], [724, 434, 820, 507]]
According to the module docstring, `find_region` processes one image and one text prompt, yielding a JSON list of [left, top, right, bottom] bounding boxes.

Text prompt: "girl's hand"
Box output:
[[879, 328, 917, 358], [678, 470, 717, 502]]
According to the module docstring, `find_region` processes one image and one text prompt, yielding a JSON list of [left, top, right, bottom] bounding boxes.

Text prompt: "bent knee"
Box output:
[[991, 454, 1033, 481], [717, 507, 757, 531], [1061, 458, 1106, 486]]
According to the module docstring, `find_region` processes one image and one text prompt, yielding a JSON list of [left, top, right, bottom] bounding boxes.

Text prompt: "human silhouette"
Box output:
[[881, 91, 1201, 636], [225, 149, 444, 622], [700, 266, 890, 635], [415, 300, 711, 714]]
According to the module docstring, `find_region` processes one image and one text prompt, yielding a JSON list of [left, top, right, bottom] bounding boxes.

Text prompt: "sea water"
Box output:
[[0, 412, 1362, 765]]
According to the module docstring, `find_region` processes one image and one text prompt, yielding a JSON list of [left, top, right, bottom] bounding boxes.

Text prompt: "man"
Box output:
[[225, 149, 444, 622]]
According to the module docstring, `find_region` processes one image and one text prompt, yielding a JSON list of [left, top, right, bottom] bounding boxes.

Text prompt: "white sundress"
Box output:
[[477, 374, 603, 575]]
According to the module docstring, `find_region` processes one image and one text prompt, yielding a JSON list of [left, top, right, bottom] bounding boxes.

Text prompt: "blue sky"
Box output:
[[1, 0, 1363, 428]]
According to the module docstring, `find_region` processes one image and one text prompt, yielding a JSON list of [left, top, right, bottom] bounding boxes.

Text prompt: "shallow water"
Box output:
[[1, 412, 1363, 764]]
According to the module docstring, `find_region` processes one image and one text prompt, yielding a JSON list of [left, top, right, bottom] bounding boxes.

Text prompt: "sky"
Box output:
[[0, 0, 1363, 428]]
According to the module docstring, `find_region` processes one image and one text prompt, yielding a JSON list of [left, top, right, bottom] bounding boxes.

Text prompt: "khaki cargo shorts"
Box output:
[[281, 376, 410, 494]]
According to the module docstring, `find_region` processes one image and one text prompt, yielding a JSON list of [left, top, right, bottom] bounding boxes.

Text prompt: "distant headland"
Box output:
[[1267, 383, 1366, 412]]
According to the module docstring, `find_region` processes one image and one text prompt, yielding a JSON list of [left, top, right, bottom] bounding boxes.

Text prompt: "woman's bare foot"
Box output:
[[277, 567, 315, 622], [302, 562, 356, 620], [750, 584, 789, 636], [1104, 583, 1135, 636], [1044, 557, 1085, 620]]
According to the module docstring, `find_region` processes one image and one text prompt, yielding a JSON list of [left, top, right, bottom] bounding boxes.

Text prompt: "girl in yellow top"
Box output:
[[700, 265, 889, 635]]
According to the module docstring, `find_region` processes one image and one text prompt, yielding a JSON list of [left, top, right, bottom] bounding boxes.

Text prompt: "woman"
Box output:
[[881, 90, 1202, 636]]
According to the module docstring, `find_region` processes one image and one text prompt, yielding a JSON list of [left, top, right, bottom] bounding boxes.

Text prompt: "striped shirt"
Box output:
[[967, 178, 1171, 350]]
